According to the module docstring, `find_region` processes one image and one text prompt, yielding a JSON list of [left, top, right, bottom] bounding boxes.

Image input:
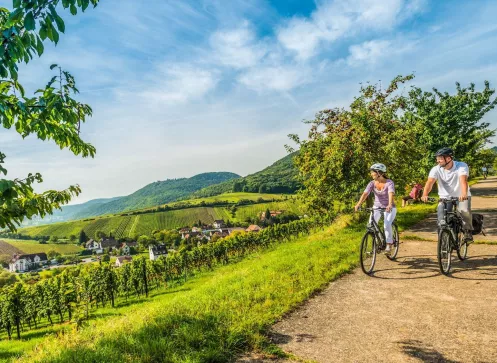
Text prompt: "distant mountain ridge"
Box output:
[[188, 152, 301, 199], [72, 172, 240, 219], [22, 152, 300, 227]]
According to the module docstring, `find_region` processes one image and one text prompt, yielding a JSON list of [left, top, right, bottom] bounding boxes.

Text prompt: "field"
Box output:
[[18, 196, 303, 239], [10, 203, 435, 363], [0, 239, 83, 255], [136, 192, 290, 212]]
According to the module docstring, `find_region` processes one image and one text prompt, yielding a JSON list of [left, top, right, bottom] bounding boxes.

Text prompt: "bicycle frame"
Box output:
[[366, 208, 388, 251], [439, 198, 463, 247]]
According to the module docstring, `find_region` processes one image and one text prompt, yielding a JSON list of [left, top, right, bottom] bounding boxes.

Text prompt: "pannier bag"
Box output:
[[472, 213, 486, 235]]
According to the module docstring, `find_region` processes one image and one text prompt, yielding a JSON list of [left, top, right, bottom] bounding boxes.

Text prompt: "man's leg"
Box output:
[[458, 197, 473, 241], [437, 201, 452, 227]]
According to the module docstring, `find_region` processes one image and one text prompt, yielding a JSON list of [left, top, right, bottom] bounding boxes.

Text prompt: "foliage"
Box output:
[[0, 0, 101, 231], [0, 212, 331, 341], [406, 81, 497, 172], [289, 75, 425, 213]]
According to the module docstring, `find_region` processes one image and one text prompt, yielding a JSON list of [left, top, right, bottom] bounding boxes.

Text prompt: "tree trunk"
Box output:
[[15, 319, 21, 340]]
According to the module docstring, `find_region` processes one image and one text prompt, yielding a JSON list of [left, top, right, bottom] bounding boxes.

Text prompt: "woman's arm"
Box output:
[[354, 192, 369, 212], [387, 192, 394, 212]]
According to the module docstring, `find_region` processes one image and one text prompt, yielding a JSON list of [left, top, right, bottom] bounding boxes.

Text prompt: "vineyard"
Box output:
[[0, 239, 82, 255], [18, 199, 303, 239]]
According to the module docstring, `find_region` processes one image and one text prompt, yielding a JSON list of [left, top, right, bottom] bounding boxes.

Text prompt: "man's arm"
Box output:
[[459, 175, 469, 201], [421, 178, 437, 202]]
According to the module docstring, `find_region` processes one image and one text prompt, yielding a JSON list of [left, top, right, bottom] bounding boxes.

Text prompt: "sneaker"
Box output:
[[385, 244, 392, 252]]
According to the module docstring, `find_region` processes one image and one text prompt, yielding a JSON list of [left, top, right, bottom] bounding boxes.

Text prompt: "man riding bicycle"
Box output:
[[421, 147, 473, 242]]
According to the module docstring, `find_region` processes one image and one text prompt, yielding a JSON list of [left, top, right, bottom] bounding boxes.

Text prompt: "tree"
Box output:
[[49, 235, 58, 243], [137, 235, 155, 249], [47, 250, 60, 260], [0, 1, 101, 231], [406, 81, 497, 173], [95, 230, 106, 240], [162, 230, 181, 248], [79, 230, 88, 244], [69, 234, 77, 243], [288, 75, 425, 213]]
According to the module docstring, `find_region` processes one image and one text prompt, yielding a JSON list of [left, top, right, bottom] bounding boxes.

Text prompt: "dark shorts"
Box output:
[[402, 195, 414, 201]]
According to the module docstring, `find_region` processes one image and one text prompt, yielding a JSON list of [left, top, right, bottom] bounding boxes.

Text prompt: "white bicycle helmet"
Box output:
[[370, 163, 387, 173]]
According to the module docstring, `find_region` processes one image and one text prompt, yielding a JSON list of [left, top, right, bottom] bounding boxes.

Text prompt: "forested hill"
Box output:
[[188, 152, 301, 199], [70, 172, 240, 219]]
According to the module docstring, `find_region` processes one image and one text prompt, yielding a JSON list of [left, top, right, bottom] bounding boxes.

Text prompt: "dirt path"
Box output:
[[244, 177, 497, 363]]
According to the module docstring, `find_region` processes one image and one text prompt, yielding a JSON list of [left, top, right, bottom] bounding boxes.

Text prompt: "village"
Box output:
[[5, 212, 285, 274]]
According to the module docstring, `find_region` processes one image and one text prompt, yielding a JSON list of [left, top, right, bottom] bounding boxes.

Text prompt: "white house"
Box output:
[[115, 256, 133, 267], [121, 241, 137, 255], [213, 220, 226, 229], [85, 239, 100, 251], [149, 244, 168, 260], [9, 253, 48, 273]]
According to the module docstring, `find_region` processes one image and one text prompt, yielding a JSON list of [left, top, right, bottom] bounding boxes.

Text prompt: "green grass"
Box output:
[[11, 203, 433, 363], [0, 239, 82, 255]]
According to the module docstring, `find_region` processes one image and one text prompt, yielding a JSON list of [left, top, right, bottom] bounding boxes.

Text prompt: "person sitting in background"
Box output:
[[402, 182, 423, 207]]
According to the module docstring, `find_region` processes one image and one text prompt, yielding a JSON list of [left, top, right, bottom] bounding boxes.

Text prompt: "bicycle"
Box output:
[[360, 208, 400, 275], [437, 197, 468, 275]]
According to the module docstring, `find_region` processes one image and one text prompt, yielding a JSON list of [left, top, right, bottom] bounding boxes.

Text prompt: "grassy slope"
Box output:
[[0, 239, 82, 255], [12, 203, 434, 363]]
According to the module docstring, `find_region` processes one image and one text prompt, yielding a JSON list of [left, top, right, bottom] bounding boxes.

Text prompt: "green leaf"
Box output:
[[82, 0, 90, 11], [36, 36, 44, 56], [52, 28, 59, 44], [70, 4, 77, 15], [13, 0, 21, 8], [24, 11, 35, 31], [50, 64, 58, 70], [54, 14, 65, 33], [39, 26, 47, 40], [7, 8, 23, 24]]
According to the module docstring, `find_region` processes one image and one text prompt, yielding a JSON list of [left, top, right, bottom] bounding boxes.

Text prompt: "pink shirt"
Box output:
[[364, 180, 396, 208]]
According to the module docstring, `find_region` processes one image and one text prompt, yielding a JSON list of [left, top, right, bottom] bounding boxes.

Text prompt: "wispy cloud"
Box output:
[[210, 21, 267, 69], [135, 64, 219, 104], [276, 0, 425, 60]]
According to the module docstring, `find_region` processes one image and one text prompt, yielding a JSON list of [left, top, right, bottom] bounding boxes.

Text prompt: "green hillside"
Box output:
[[189, 152, 301, 198], [18, 194, 302, 239], [69, 172, 240, 219]]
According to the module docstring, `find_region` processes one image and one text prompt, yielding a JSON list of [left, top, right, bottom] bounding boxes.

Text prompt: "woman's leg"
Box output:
[[384, 208, 398, 243]]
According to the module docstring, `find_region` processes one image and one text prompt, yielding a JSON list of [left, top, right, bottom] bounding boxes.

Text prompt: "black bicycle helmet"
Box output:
[[435, 147, 454, 157]]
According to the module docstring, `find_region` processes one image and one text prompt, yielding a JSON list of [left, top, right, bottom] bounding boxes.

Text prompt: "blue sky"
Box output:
[[1, 0, 497, 204]]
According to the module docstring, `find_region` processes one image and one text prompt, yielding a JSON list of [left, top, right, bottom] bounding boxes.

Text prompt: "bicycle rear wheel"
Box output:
[[387, 224, 400, 260], [438, 229, 453, 275], [360, 231, 376, 275], [457, 230, 468, 261]]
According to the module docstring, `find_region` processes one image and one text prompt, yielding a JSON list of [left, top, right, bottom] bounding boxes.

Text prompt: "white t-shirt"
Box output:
[[482, 167, 487, 171], [428, 161, 471, 198]]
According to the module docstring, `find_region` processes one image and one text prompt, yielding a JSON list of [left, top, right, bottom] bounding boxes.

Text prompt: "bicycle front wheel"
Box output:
[[387, 224, 400, 260], [360, 231, 376, 275], [457, 230, 468, 261], [438, 229, 453, 275]]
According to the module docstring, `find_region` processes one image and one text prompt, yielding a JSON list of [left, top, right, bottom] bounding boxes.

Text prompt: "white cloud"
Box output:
[[210, 21, 267, 69], [277, 0, 424, 60], [136, 64, 218, 104], [238, 65, 310, 92], [347, 40, 391, 66]]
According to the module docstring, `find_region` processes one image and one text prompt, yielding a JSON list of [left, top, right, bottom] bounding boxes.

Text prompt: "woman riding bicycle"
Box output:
[[354, 163, 397, 252]]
